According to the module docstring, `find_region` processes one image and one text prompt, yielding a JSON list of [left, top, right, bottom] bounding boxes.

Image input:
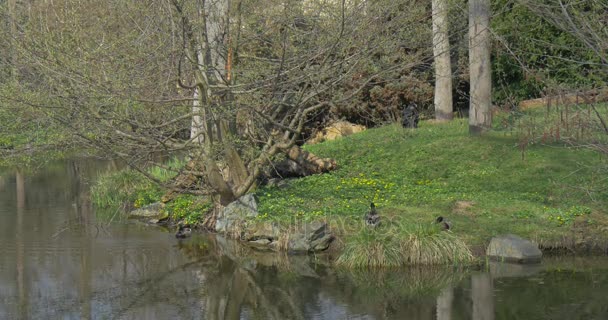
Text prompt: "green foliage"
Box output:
[[491, 0, 607, 105], [163, 194, 212, 225], [91, 169, 162, 208], [91, 157, 185, 209], [91, 157, 211, 225], [545, 205, 592, 226], [0, 85, 70, 167]]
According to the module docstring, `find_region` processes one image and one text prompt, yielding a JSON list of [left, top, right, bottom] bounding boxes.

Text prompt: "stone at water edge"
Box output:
[[244, 221, 280, 241], [248, 238, 272, 249], [215, 194, 259, 233], [486, 234, 542, 264], [288, 221, 334, 253], [128, 202, 167, 220]]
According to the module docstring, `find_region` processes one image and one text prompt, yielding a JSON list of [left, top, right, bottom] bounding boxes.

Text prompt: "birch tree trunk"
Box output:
[[468, 0, 492, 135], [184, 0, 250, 205], [432, 0, 453, 121]]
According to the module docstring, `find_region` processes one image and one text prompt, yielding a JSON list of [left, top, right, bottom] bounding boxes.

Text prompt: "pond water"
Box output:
[[1, 160, 608, 320]]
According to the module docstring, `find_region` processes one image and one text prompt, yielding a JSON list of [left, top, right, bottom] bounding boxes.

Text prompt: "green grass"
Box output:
[[91, 157, 186, 208], [90, 157, 209, 223], [256, 115, 608, 255]]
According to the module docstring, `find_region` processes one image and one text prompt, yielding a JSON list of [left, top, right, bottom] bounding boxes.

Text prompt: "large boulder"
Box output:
[[486, 234, 542, 264], [128, 202, 168, 224], [243, 221, 280, 241], [215, 194, 258, 234], [288, 221, 334, 253]]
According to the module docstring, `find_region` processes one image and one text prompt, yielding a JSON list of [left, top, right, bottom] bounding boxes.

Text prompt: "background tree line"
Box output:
[[0, 0, 606, 206]]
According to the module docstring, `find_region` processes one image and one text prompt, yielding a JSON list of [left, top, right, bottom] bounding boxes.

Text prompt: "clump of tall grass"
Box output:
[[91, 169, 157, 208], [336, 228, 403, 268], [400, 224, 474, 265], [336, 223, 474, 268], [91, 157, 186, 208]]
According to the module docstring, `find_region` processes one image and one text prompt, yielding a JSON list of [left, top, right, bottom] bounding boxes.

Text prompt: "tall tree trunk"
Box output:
[[432, 0, 453, 121], [468, 0, 492, 135]]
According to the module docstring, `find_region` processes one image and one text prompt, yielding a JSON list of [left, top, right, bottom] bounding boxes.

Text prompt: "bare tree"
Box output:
[[469, 0, 492, 134], [432, 0, 453, 121]]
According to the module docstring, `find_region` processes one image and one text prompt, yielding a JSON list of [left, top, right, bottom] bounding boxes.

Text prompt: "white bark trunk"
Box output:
[[468, 0, 492, 135], [204, 0, 230, 84], [191, 0, 230, 146], [432, 0, 453, 121]]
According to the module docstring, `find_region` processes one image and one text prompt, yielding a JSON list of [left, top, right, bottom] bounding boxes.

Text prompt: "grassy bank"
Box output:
[[91, 158, 212, 224], [255, 115, 608, 261], [91, 108, 608, 266]]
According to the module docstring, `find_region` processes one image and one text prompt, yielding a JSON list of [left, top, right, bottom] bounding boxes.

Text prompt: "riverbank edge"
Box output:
[[127, 195, 608, 269], [96, 116, 608, 267]]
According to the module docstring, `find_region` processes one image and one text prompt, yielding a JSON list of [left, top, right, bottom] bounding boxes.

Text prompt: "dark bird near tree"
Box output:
[[435, 216, 451, 231], [401, 103, 419, 128], [365, 202, 380, 227], [175, 224, 192, 239]]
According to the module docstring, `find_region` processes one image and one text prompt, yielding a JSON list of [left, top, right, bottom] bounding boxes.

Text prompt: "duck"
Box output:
[[435, 216, 451, 231], [175, 224, 192, 239], [364, 202, 380, 227]]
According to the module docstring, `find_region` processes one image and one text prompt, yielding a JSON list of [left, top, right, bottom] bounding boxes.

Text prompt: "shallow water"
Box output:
[[1, 160, 608, 319]]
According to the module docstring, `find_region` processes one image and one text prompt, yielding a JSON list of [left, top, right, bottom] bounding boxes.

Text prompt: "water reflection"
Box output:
[[1, 161, 608, 319]]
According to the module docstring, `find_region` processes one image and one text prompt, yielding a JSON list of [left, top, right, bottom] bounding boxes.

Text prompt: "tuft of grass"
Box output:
[[336, 223, 474, 268], [336, 229, 402, 268], [91, 169, 160, 208], [91, 157, 186, 209], [400, 225, 474, 265]]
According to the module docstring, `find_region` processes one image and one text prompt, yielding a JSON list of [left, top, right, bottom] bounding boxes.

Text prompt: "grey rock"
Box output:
[[266, 178, 290, 189], [486, 234, 542, 264], [128, 202, 166, 220], [248, 239, 272, 250], [288, 221, 334, 253], [215, 194, 258, 234], [243, 222, 280, 241]]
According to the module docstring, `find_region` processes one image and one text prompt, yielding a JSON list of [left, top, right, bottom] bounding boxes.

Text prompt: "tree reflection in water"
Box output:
[[2, 160, 608, 320], [173, 235, 469, 320]]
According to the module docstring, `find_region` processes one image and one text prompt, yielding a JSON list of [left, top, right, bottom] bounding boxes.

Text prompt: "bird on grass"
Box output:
[[364, 202, 380, 227], [435, 216, 451, 231], [175, 224, 192, 239]]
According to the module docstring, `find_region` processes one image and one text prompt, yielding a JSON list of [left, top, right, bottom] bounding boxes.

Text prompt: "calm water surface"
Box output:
[[1, 160, 608, 319]]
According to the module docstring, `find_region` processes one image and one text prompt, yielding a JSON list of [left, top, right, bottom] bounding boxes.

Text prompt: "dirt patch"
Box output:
[[452, 200, 476, 215]]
